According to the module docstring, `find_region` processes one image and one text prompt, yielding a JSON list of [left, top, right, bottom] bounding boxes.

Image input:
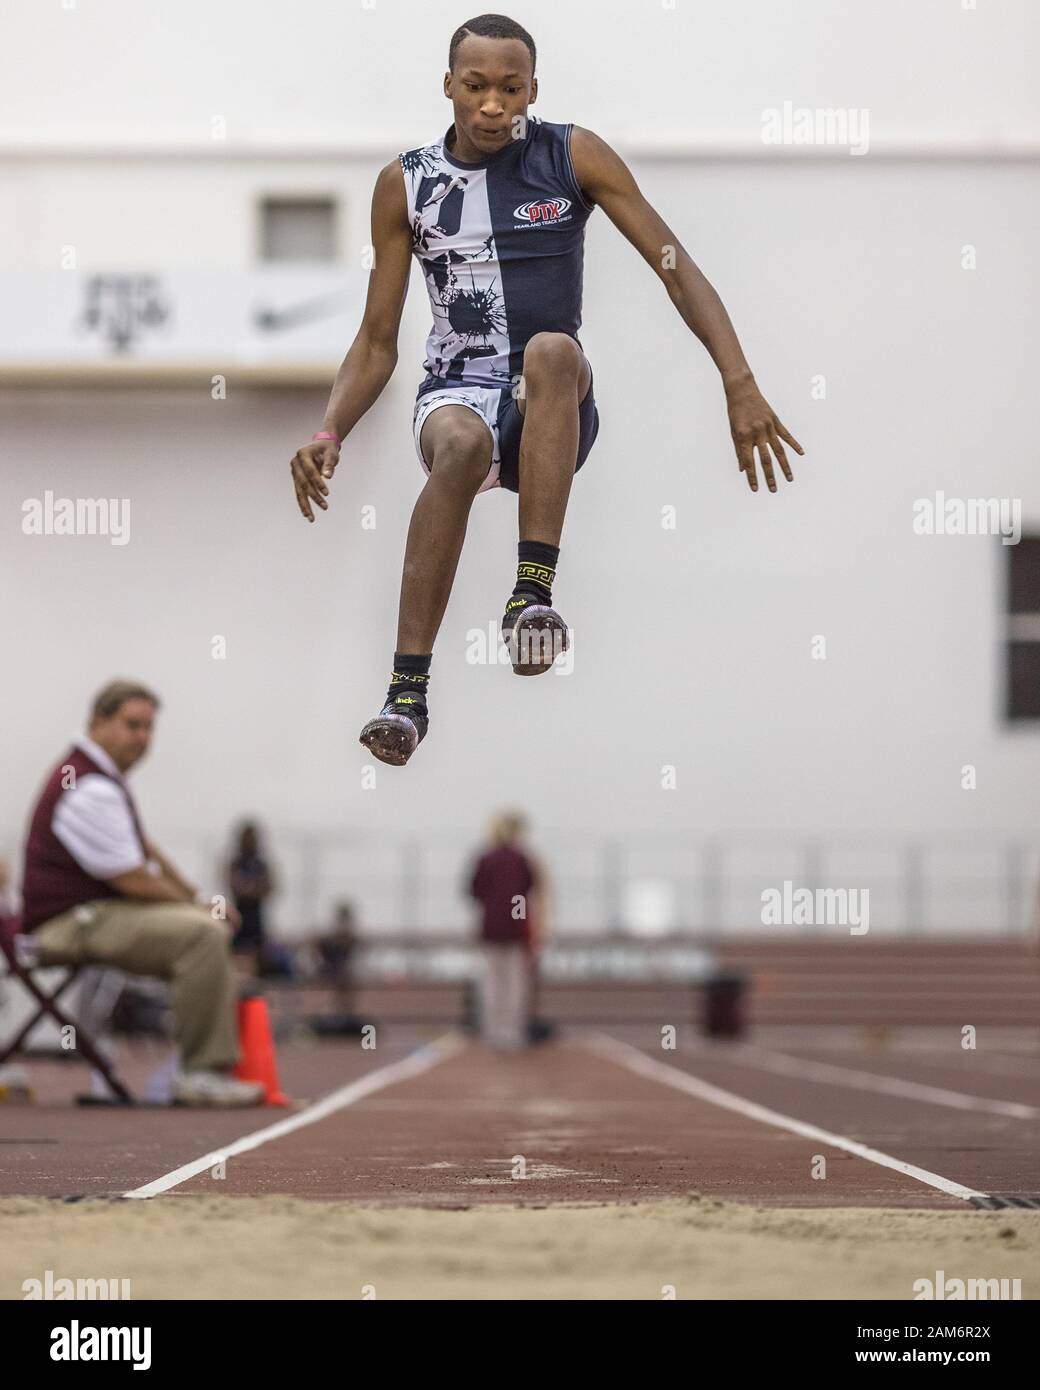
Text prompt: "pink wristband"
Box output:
[[312, 430, 341, 445]]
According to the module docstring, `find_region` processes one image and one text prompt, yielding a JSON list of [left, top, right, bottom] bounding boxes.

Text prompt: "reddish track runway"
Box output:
[[0, 1027, 434, 1199], [3, 1021, 1038, 1209]]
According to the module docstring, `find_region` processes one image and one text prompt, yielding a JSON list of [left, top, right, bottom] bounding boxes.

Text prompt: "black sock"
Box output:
[[387, 652, 431, 709], [511, 540, 559, 606]]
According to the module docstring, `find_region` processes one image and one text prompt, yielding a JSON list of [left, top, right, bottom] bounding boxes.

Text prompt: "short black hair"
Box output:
[[449, 14, 536, 77]]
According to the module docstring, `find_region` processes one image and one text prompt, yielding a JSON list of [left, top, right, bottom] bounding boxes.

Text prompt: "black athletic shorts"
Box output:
[[412, 364, 600, 495]]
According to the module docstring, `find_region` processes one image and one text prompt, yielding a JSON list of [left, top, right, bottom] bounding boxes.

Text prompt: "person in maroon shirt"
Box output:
[[468, 810, 546, 1049]]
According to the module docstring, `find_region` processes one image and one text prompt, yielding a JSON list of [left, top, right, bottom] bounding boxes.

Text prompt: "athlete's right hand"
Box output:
[[290, 440, 340, 522]]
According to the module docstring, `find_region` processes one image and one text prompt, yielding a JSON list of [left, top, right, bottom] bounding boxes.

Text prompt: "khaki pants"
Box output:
[[33, 899, 239, 1073], [480, 942, 530, 1050]]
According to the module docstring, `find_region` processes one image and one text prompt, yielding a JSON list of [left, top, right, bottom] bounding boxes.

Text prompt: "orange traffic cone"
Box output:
[[234, 997, 289, 1105]]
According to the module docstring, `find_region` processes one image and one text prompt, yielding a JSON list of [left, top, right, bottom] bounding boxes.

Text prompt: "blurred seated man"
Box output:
[[19, 680, 262, 1107]]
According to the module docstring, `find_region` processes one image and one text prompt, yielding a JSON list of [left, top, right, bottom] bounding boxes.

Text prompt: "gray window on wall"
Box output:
[[1006, 535, 1040, 720], [259, 197, 337, 262]]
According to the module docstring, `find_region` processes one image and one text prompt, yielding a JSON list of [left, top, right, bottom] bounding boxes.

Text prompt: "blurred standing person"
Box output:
[[308, 901, 361, 1035], [315, 900, 358, 1003], [227, 822, 274, 973], [468, 811, 544, 1051]]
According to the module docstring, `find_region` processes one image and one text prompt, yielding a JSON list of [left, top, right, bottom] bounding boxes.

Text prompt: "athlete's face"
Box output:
[[445, 35, 537, 158]]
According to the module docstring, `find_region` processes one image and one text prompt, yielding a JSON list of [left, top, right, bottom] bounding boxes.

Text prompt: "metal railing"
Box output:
[[168, 829, 1040, 940]]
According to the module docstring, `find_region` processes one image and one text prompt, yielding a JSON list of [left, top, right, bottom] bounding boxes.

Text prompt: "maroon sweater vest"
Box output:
[[470, 846, 535, 945], [20, 745, 147, 932]]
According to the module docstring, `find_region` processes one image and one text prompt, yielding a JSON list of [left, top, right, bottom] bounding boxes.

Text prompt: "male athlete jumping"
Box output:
[[289, 12, 804, 766]]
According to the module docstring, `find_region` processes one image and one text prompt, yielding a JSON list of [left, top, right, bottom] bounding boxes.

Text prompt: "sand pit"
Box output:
[[2, 1196, 1037, 1300]]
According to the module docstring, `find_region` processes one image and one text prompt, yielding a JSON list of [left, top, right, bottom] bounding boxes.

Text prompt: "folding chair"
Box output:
[[0, 911, 136, 1103]]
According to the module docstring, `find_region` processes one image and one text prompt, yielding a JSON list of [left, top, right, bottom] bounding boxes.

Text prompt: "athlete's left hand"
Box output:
[[725, 376, 804, 493]]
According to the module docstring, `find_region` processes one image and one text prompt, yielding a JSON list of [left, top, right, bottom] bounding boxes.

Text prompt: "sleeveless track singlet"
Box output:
[[398, 116, 595, 398]]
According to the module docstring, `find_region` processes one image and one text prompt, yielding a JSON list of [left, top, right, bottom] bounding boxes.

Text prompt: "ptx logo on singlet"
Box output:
[[513, 197, 571, 224]]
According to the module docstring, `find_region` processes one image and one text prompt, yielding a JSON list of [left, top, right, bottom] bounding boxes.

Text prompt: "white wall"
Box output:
[[1, 0, 1036, 149], [3, 158, 1037, 830]]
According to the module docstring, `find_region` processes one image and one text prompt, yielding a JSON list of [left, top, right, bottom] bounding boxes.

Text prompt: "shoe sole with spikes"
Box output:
[[503, 604, 570, 676], [359, 704, 427, 766]]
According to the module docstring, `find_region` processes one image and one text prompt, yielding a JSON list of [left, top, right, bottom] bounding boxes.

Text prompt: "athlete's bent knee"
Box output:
[[428, 429, 492, 493], [522, 332, 582, 379]]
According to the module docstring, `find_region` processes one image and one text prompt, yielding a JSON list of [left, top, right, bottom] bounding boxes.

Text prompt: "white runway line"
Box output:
[[583, 1032, 987, 1201], [687, 1042, 1039, 1120], [753, 1032, 1040, 1082], [122, 1032, 467, 1200], [943, 1053, 1040, 1081]]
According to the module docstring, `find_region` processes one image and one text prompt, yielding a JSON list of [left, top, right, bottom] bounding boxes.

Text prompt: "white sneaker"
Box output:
[[172, 1070, 265, 1107]]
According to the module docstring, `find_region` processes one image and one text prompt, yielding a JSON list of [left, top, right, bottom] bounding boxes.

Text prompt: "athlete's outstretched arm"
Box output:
[[569, 126, 804, 494], [289, 160, 412, 521]]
